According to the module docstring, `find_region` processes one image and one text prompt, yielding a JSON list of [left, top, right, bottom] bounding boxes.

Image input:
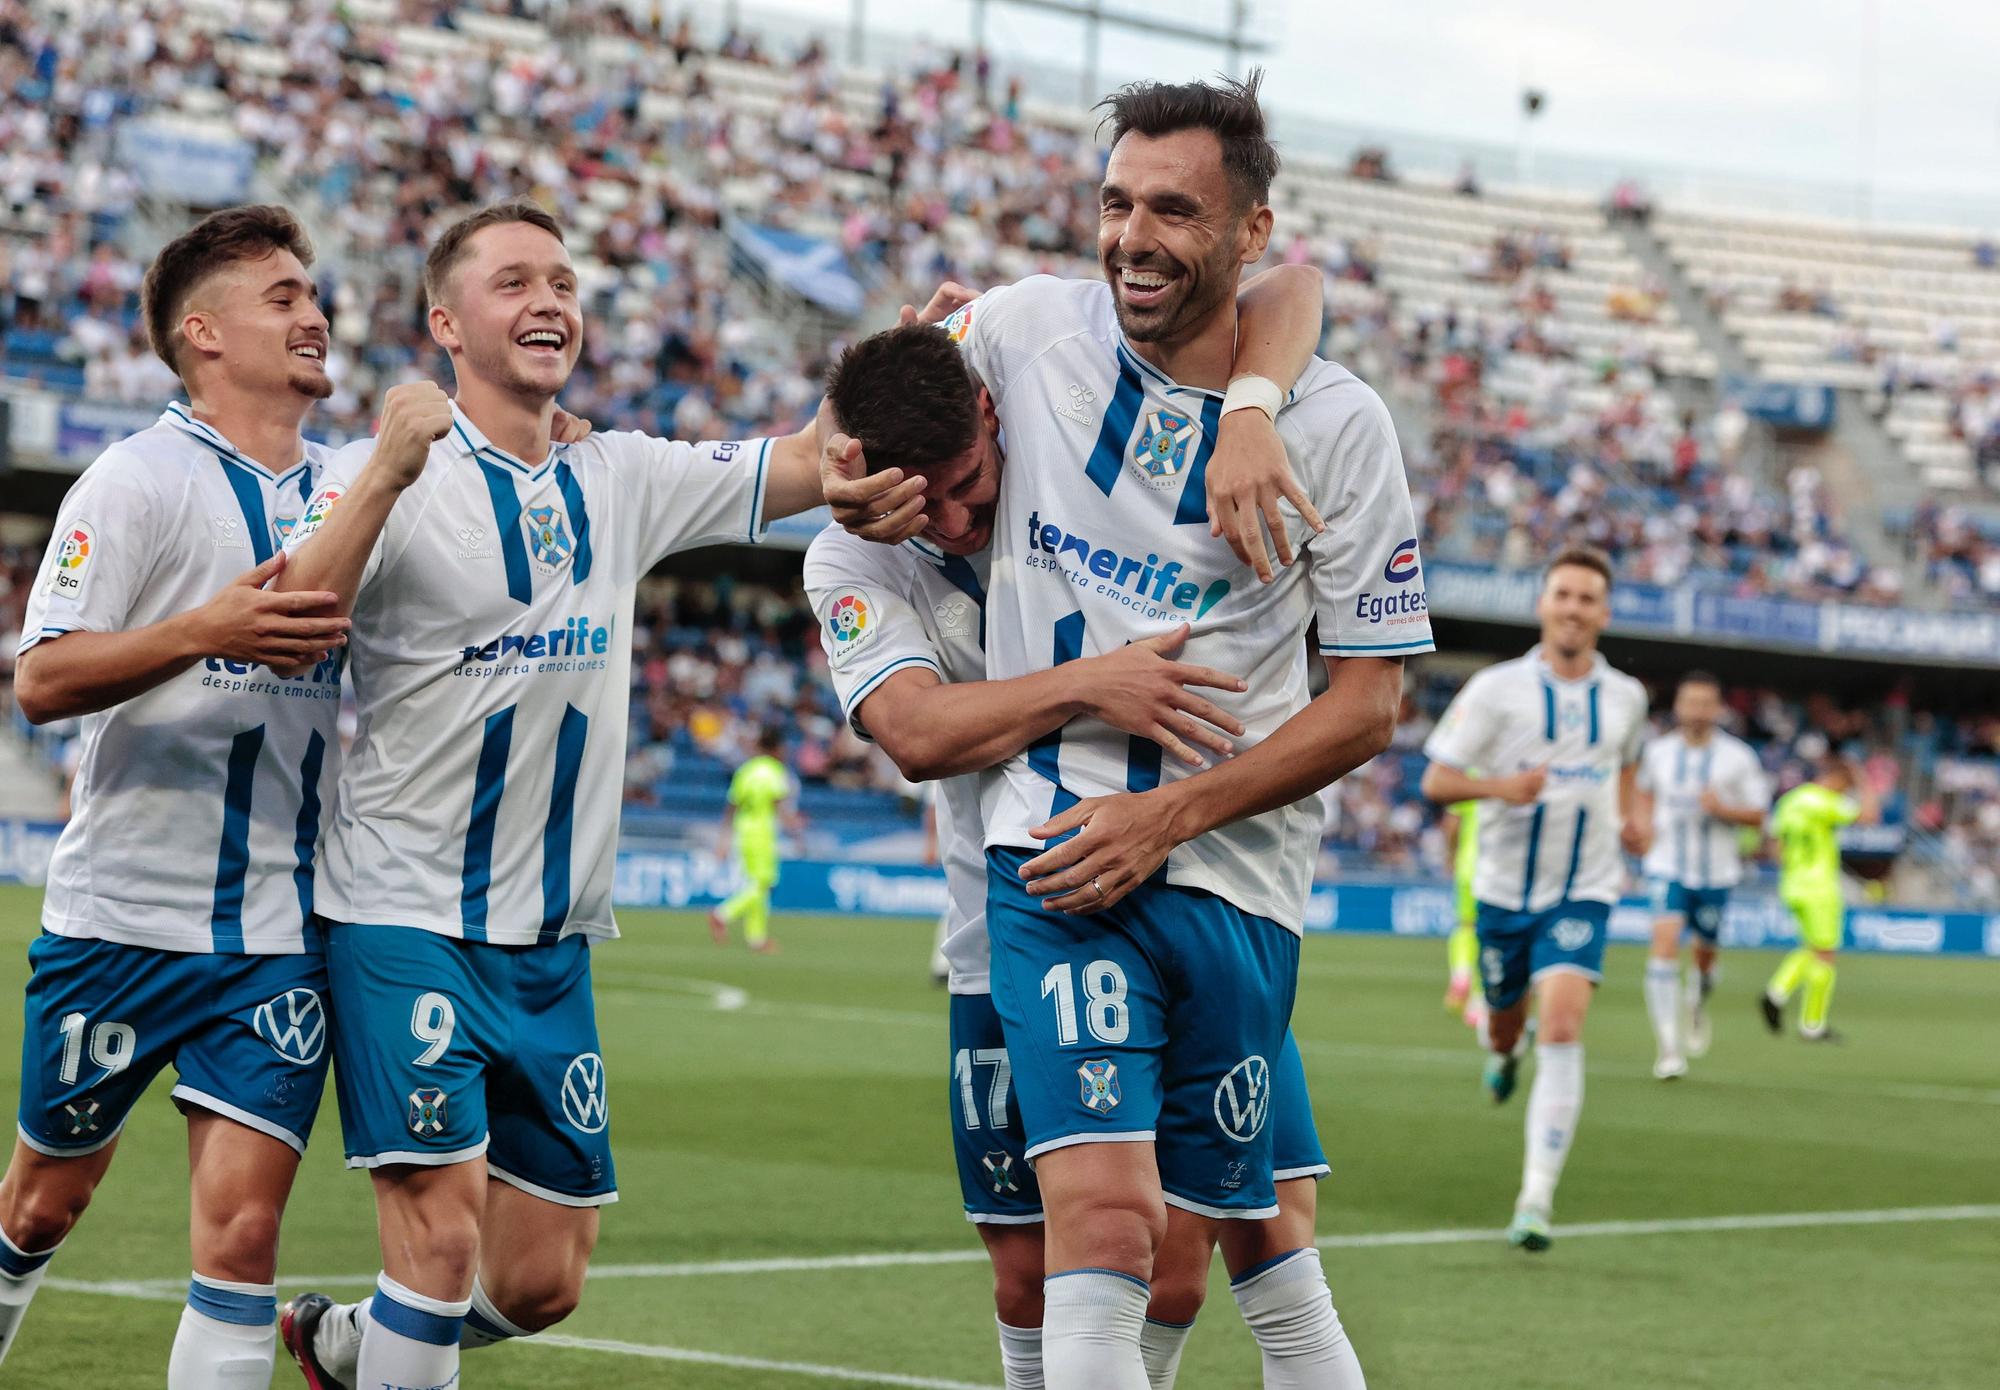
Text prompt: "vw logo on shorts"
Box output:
[[1212, 1055, 1271, 1143], [1552, 917, 1596, 952], [561, 1052, 609, 1134], [253, 988, 326, 1066]]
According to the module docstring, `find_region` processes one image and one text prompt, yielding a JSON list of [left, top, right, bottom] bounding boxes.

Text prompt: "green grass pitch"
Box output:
[[0, 883, 1992, 1387]]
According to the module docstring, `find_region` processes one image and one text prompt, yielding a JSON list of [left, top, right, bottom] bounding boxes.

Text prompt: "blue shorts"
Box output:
[[1475, 900, 1611, 1011], [16, 932, 330, 1158], [1647, 879, 1730, 942], [986, 848, 1299, 1219], [324, 922, 616, 1206], [949, 992, 1043, 1224], [1270, 1029, 1328, 1183]]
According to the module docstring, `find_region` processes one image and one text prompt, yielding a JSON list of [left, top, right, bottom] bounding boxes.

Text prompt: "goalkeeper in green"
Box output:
[[1761, 757, 1877, 1041]]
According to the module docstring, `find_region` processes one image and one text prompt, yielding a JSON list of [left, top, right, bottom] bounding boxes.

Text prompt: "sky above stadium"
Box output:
[[751, 0, 2000, 224]]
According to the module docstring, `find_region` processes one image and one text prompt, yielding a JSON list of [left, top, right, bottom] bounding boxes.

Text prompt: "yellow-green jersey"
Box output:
[[1771, 782, 1858, 896], [1448, 800, 1479, 922], [728, 754, 795, 850]]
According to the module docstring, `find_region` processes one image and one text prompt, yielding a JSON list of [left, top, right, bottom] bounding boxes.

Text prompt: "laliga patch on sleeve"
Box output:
[[46, 521, 96, 601], [821, 585, 879, 669], [941, 302, 975, 345], [287, 486, 344, 546]]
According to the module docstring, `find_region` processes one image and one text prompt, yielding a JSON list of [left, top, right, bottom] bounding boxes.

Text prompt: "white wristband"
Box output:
[[1220, 374, 1283, 422]]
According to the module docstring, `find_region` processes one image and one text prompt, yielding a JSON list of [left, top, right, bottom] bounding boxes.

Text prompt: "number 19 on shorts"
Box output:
[[1041, 960, 1129, 1045]]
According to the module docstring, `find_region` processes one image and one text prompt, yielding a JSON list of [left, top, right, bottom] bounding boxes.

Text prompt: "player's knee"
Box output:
[[991, 1264, 1044, 1327], [1538, 1016, 1583, 1045], [1, 1177, 93, 1251], [501, 1273, 586, 1333], [196, 1200, 283, 1281], [396, 1207, 483, 1288], [1050, 1186, 1166, 1270], [1144, 1268, 1208, 1325]]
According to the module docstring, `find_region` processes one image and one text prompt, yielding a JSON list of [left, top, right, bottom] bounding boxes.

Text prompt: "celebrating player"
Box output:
[[830, 75, 1429, 1388], [1633, 672, 1769, 1077], [0, 206, 350, 1384], [1761, 757, 1877, 1041], [269, 198, 900, 1389], [711, 727, 799, 952], [812, 259, 1335, 1386], [1420, 546, 1649, 1252]]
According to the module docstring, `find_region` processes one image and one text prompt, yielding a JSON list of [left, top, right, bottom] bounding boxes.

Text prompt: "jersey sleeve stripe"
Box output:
[[841, 654, 944, 720], [18, 624, 79, 655], [748, 438, 772, 543], [1318, 638, 1437, 653]]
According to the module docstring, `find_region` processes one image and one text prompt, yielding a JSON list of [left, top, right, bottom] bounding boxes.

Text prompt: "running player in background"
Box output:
[[711, 727, 798, 953], [1440, 800, 1484, 1028], [1421, 546, 1649, 1252], [1634, 672, 1769, 1078], [270, 198, 903, 1390], [1761, 758, 1877, 1042], [810, 255, 1334, 1388], [0, 206, 350, 1384]]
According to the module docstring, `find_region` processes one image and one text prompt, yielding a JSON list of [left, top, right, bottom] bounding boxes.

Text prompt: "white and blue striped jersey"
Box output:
[[1424, 647, 1648, 912], [803, 526, 992, 993], [1639, 729, 1768, 890], [949, 276, 1433, 934], [20, 404, 338, 954], [289, 402, 769, 945]]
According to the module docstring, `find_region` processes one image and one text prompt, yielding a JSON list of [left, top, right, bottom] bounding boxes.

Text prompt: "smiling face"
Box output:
[[912, 390, 1004, 556], [1536, 561, 1612, 661], [1674, 679, 1723, 739], [178, 248, 332, 401], [1098, 127, 1270, 346], [429, 220, 583, 403]]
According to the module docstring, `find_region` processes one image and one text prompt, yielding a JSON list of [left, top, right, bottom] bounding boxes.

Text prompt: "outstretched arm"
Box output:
[[1015, 655, 1405, 912]]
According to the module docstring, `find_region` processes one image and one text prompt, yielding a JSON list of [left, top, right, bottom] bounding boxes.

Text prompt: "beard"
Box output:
[[285, 363, 335, 400], [1106, 239, 1240, 344]]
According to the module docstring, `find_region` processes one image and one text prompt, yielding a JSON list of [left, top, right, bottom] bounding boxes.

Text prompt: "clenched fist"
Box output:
[[371, 381, 453, 488]]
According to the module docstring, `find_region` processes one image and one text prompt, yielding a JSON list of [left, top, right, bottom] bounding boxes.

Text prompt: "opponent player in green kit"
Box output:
[[1441, 800, 1483, 1028], [1761, 757, 1877, 1041], [713, 728, 798, 953]]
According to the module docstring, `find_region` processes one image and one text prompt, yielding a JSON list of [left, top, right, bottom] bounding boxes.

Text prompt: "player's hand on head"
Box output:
[[823, 432, 928, 544], [191, 550, 350, 669], [899, 281, 979, 328], [1206, 409, 1324, 584], [551, 404, 594, 444], [372, 380, 454, 488], [1021, 792, 1176, 914], [1084, 624, 1248, 768]]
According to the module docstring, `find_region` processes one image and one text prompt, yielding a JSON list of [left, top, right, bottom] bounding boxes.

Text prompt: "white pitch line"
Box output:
[[523, 1334, 1000, 1389]]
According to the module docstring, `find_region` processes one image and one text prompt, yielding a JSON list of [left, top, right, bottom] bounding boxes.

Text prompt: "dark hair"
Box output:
[[424, 197, 565, 306], [824, 324, 982, 477], [1678, 669, 1721, 692], [757, 727, 785, 755], [1545, 544, 1615, 589], [1096, 70, 1280, 210], [141, 204, 315, 376]]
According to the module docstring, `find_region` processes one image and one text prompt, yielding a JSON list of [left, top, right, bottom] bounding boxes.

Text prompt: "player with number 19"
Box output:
[[0, 206, 352, 1385]]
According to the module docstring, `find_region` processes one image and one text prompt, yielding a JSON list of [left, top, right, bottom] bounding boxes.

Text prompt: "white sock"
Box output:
[[996, 1316, 1045, 1390], [1518, 1042, 1584, 1214], [311, 1298, 366, 1381], [462, 1276, 532, 1349], [1231, 1248, 1365, 1389], [0, 1226, 60, 1365], [168, 1276, 278, 1390], [1644, 960, 1682, 1058], [1140, 1316, 1194, 1389], [1042, 1268, 1149, 1390], [357, 1272, 468, 1390]]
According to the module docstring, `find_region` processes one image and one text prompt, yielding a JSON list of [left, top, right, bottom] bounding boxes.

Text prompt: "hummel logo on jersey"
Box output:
[[1054, 382, 1097, 426], [210, 514, 245, 549], [456, 524, 495, 559], [1026, 511, 1230, 618]]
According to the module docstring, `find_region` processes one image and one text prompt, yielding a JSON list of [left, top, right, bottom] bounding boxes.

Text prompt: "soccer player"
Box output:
[[269, 198, 901, 1390], [1634, 672, 1769, 1077], [830, 76, 1427, 1389], [807, 268, 1334, 1388], [1440, 800, 1484, 1027], [1420, 546, 1649, 1252], [711, 727, 797, 952], [1, 206, 352, 1383], [1761, 757, 1877, 1042]]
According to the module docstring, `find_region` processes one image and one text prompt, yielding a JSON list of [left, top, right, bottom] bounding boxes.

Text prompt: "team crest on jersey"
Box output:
[[1552, 917, 1596, 951], [525, 505, 574, 573], [64, 1099, 101, 1137], [408, 1087, 448, 1139], [1131, 409, 1201, 489], [982, 1151, 1020, 1195], [1077, 1059, 1120, 1113], [822, 586, 878, 669], [46, 522, 95, 600]]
